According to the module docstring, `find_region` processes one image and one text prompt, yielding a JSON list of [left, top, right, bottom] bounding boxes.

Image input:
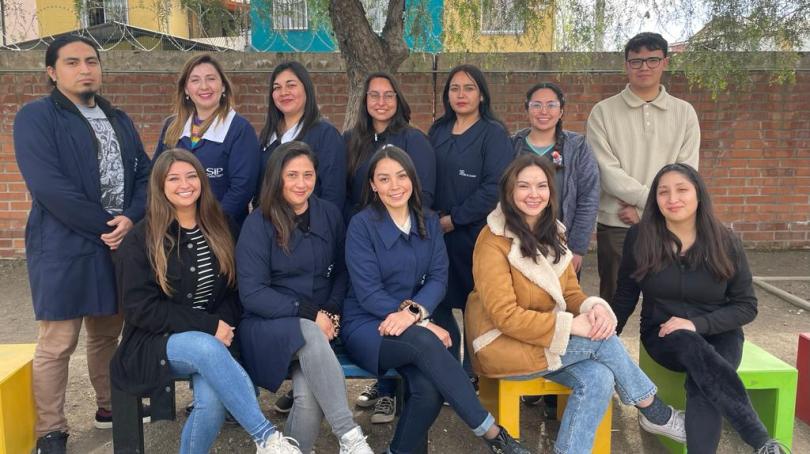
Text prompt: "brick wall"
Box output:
[[1, 52, 808, 257]]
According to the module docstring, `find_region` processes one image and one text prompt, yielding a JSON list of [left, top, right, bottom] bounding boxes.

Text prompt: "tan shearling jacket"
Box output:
[[465, 205, 616, 378]]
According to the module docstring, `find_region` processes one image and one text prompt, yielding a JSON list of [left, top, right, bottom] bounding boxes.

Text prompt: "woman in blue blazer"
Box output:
[[341, 145, 530, 454], [428, 64, 513, 378], [236, 142, 372, 454], [342, 72, 437, 421], [255, 61, 346, 210], [154, 54, 260, 226]]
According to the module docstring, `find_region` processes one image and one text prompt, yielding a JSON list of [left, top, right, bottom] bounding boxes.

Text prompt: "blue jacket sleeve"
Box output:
[[314, 124, 347, 209], [220, 118, 260, 220], [612, 226, 642, 335], [13, 103, 112, 243], [324, 215, 348, 315], [450, 124, 513, 226], [406, 129, 437, 209], [566, 138, 600, 255], [410, 216, 448, 314], [345, 217, 403, 319], [120, 113, 150, 223], [236, 212, 302, 319]]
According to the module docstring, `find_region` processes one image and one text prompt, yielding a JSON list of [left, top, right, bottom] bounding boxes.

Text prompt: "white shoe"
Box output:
[[339, 426, 374, 454], [256, 430, 303, 454], [639, 406, 686, 443]]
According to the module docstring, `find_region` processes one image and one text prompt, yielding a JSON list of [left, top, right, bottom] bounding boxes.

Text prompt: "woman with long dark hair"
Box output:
[[512, 82, 599, 275], [236, 142, 373, 454], [255, 61, 345, 210], [343, 72, 436, 422], [428, 64, 513, 379], [612, 163, 788, 454], [466, 154, 686, 454], [111, 149, 301, 453], [154, 54, 260, 226], [342, 145, 530, 454]]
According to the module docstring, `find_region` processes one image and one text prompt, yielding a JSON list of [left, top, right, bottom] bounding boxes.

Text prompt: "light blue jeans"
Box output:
[[517, 335, 657, 454], [167, 331, 276, 454]]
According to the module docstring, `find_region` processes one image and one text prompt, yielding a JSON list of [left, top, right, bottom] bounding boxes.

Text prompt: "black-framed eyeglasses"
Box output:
[[626, 57, 664, 69]]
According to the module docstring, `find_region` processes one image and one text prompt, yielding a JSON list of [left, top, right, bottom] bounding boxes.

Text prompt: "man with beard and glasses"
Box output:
[[13, 35, 150, 454]]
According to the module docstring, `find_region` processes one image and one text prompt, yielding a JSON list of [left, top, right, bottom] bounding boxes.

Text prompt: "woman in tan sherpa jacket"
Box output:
[[465, 154, 686, 454]]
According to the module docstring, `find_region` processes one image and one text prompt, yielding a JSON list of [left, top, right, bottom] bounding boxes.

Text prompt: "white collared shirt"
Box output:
[[181, 109, 237, 144]]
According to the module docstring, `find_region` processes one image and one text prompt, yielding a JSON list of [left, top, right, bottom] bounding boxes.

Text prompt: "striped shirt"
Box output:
[[182, 227, 215, 311]]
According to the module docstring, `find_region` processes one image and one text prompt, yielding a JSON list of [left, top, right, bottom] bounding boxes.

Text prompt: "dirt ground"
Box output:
[[1, 250, 808, 454]]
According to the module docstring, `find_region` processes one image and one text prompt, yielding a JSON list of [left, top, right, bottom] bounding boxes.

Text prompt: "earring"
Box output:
[[222, 93, 226, 98], [185, 94, 190, 100]]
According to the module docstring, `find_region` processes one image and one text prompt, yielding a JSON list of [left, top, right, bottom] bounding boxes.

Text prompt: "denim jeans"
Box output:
[[167, 331, 276, 454], [378, 326, 494, 454], [431, 303, 474, 376], [285, 319, 358, 453], [642, 328, 770, 453], [528, 335, 657, 454]]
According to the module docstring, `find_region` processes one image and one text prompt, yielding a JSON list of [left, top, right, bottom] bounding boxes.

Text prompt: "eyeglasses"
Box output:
[[626, 57, 664, 69], [367, 91, 396, 102], [527, 101, 561, 111]]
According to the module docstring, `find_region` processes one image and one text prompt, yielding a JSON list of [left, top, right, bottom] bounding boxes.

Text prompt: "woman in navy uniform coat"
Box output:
[[427, 64, 513, 376], [342, 71, 436, 421], [236, 142, 372, 454], [341, 145, 530, 454], [255, 61, 346, 210]]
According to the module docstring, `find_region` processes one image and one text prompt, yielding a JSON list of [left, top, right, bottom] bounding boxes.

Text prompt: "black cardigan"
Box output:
[[110, 220, 242, 396], [612, 225, 757, 336]]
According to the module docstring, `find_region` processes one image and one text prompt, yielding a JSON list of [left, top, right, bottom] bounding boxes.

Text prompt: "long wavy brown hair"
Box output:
[[258, 141, 318, 253], [146, 149, 236, 295], [163, 54, 234, 148], [499, 154, 567, 263]]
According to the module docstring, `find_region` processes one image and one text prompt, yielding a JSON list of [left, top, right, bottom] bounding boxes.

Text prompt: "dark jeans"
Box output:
[[596, 223, 628, 302], [431, 303, 473, 376], [378, 326, 493, 454], [642, 328, 770, 453]]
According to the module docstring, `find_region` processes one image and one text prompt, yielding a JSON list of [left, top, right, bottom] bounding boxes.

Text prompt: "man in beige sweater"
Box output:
[[587, 32, 700, 301]]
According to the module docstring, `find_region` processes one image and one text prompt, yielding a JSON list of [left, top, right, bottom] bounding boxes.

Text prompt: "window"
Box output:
[[273, 0, 308, 31], [362, 0, 389, 34], [480, 0, 524, 35], [81, 0, 128, 27]]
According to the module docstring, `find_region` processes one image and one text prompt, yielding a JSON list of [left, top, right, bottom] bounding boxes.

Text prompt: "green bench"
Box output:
[[639, 341, 797, 453]]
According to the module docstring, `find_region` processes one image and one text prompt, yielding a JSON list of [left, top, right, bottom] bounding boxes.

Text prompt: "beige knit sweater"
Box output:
[[586, 84, 700, 227]]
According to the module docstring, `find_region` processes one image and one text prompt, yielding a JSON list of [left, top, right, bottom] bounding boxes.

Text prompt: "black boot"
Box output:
[[483, 425, 532, 454]]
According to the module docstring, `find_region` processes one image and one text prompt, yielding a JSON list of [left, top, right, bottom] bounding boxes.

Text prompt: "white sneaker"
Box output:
[[639, 406, 686, 443], [256, 430, 303, 454], [339, 426, 374, 454]]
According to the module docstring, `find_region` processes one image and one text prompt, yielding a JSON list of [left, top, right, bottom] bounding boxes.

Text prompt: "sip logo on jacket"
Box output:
[[207, 167, 224, 178], [458, 169, 477, 178]]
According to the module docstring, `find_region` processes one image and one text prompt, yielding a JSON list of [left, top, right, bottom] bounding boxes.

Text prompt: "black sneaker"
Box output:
[[36, 431, 68, 454], [273, 389, 294, 414], [370, 396, 396, 424], [483, 425, 532, 454], [356, 381, 380, 408], [94, 405, 152, 429]]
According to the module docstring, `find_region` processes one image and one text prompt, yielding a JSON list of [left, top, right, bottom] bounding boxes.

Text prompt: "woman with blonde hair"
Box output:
[[111, 149, 300, 454], [155, 54, 260, 226]]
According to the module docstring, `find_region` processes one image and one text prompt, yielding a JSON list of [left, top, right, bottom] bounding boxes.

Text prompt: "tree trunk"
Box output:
[[328, 0, 410, 129]]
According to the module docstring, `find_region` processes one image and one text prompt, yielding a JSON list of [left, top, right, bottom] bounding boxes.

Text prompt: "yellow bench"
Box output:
[[479, 375, 612, 453], [0, 344, 37, 454]]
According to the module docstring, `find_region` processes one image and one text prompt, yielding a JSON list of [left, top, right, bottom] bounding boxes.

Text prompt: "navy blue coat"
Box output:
[[13, 89, 150, 320], [256, 120, 346, 210], [341, 207, 448, 374], [154, 110, 260, 226], [236, 197, 347, 392], [428, 119, 512, 309], [343, 127, 436, 218]]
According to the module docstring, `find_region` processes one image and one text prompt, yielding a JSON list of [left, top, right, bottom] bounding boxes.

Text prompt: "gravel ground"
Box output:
[[2, 249, 808, 453]]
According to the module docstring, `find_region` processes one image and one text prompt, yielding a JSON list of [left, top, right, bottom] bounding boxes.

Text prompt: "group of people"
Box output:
[[13, 30, 788, 454]]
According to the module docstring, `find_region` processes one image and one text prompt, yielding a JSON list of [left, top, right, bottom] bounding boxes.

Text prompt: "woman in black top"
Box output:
[[111, 149, 301, 453], [612, 163, 787, 454]]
